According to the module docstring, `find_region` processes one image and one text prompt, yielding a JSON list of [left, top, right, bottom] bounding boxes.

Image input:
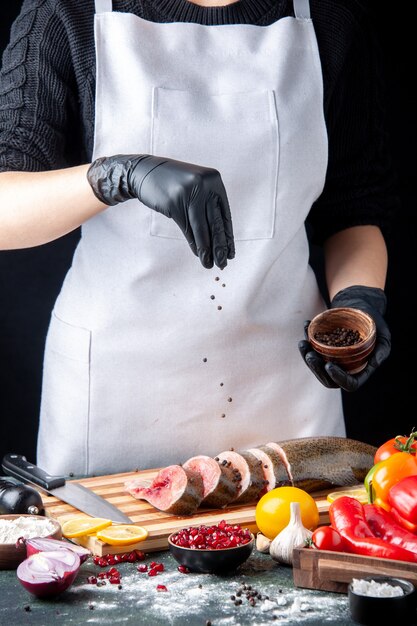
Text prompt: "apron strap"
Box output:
[[293, 0, 311, 20], [95, 0, 112, 13]]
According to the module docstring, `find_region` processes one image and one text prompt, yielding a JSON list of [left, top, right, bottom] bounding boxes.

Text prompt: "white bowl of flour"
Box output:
[[0, 514, 61, 570]]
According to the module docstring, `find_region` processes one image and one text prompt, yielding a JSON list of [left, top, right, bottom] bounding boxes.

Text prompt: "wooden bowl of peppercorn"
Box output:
[[307, 307, 376, 374]]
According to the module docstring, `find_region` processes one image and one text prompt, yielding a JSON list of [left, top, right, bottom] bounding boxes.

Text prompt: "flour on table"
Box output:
[[75, 558, 349, 626]]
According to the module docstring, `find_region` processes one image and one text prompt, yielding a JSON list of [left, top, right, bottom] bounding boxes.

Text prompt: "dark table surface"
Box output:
[[0, 548, 357, 626]]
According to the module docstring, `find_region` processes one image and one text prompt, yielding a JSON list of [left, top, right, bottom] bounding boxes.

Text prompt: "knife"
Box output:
[[2, 453, 132, 524]]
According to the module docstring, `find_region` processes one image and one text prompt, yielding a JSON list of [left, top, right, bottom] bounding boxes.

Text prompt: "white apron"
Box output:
[[37, 0, 345, 476]]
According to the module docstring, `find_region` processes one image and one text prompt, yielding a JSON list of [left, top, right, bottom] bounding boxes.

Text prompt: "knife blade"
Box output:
[[2, 453, 132, 524]]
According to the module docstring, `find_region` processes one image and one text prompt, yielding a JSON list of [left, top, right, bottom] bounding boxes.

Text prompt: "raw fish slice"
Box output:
[[183, 455, 239, 508], [125, 465, 204, 515], [215, 450, 265, 504], [247, 445, 288, 492]]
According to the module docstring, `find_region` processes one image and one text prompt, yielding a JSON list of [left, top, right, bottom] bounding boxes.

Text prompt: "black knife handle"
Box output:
[[2, 454, 66, 490]]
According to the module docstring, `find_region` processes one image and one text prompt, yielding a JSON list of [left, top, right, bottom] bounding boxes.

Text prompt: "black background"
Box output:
[[0, 1, 415, 467]]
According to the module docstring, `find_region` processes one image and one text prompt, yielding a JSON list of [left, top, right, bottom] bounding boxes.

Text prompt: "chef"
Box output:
[[0, 0, 393, 476]]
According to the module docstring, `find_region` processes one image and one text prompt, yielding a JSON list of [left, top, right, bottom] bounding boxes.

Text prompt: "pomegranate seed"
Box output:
[[113, 555, 121, 563], [156, 584, 168, 592], [120, 553, 129, 562], [109, 576, 120, 585], [107, 567, 120, 576], [150, 561, 158, 568], [153, 563, 164, 572], [93, 556, 101, 565], [98, 572, 106, 579], [87, 576, 97, 584], [135, 550, 146, 561], [148, 568, 158, 577], [177, 565, 189, 574], [127, 551, 137, 563], [106, 556, 116, 565], [98, 557, 108, 567], [137, 564, 148, 573]]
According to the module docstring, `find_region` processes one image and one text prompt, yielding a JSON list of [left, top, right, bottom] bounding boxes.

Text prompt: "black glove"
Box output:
[[87, 154, 235, 270], [298, 285, 391, 392]]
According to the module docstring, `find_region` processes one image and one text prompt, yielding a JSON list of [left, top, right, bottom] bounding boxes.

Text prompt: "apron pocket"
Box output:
[[38, 313, 91, 476], [150, 87, 279, 241]]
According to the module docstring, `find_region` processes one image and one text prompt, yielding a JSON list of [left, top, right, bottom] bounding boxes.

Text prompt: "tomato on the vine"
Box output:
[[374, 431, 417, 464], [311, 526, 348, 552]]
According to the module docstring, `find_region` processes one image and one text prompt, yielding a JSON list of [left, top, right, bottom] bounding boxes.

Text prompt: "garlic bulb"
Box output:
[[269, 501, 312, 565], [256, 532, 271, 553]]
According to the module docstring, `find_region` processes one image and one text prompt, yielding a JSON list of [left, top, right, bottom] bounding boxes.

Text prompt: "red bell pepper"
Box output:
[[389, 475, 417, 524], [390, 506, 417, 534], [329, 496, 417, 563], [363, 503, 417, 552]]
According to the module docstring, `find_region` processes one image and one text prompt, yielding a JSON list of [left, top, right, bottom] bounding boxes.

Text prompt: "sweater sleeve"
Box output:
[[307, 10, 399, 245], [0, 0, 83, 173]]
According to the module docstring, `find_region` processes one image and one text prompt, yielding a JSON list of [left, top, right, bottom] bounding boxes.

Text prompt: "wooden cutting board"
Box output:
[[39, 469, 340, 556], [293, 547, 417, 593]]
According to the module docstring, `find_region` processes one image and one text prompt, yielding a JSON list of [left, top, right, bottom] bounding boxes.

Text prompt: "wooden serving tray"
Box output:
[[292, 547, 417, 593], [39, 469, 338, 556]]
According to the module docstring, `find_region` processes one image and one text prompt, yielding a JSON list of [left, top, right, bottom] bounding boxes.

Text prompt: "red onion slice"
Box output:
[[25, 536, 90, 563], [17, 549, 81, 598]]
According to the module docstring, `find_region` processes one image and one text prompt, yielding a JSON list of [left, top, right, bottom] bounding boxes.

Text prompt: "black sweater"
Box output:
[[0, 0, 397, 243]]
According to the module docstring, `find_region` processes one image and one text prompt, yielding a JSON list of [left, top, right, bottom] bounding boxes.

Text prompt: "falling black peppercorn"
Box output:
[[203, 357, 207, 362], [210, 295, 215, 300], [220, 382, 224, 386], [221, 414, 226, 418], [215, 277, 220, 281], [217, 305, 222, 310], [227, 397, 232, 402], [69, 472, 74, 478], [222, 283, 226, 287]]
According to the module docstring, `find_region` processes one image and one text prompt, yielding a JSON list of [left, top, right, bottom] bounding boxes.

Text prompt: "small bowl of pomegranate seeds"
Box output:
[[168, 520, 254, 574], [308, 307, 376, 374]]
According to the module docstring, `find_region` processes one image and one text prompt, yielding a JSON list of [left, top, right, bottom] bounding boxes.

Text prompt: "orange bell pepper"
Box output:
[[370, 451, 417, 511]]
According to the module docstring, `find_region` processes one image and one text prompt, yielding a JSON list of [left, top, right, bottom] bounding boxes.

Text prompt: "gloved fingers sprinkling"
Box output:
[[214, 178, 235, 260], [206, 194, 228, 270], [170, 202, 198, 257], [188, 196, 213, 269]]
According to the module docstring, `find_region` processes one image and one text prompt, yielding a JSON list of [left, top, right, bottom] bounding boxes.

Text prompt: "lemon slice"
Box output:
[[96, 525, 149, 546], [62, 517, 113, 538], [326, 486, 368, 505]]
